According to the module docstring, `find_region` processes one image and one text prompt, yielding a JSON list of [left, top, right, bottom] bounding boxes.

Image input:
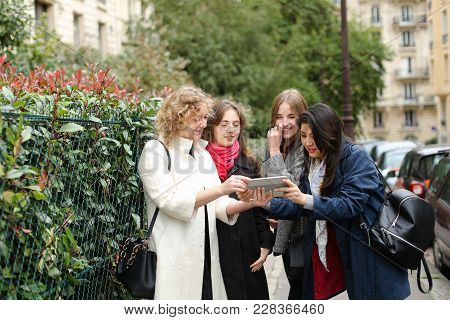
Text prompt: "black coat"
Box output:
[[216, 154, 274, 300]]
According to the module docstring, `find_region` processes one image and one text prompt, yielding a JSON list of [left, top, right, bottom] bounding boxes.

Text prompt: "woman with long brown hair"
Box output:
[[203, 99, 274, 299], [262, 89, 307, 299]]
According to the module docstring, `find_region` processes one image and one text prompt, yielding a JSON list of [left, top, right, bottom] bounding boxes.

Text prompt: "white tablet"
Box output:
[[246, 176, 287, 198]]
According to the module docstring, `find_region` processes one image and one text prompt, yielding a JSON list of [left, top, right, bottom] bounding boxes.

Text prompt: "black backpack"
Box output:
[[360, 171, 435, 294]]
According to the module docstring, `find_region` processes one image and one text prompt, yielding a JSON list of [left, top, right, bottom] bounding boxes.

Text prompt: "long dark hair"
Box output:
[[300, 103, 346, 196], [203, 99, 260, 174]]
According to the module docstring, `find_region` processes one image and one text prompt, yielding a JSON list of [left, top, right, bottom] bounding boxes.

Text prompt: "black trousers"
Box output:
[[202, 206, 213, 300]]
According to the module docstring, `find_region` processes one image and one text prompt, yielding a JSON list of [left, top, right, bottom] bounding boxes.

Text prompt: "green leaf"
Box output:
[[65, 229, 77, 247], [88, 116, 102, 123], [13, 100, 25, 108], [32, 191, 47, 201], [122, 130, 129, 141], [25, 185, 42, 191], [6, 169, 23, 179], [57, 106, 70, 117], [123, 144, 132, 155], [20, 282, 45, 293], [98, 137, 121, 147], [100, 178, 108, 189], [58, 123, 84, 133], [35, 212, 52, 224], [98, 215, 115, 223], [0, 164, 4, 176], [48, 267, 61, 279], [21, 127, 32, 142], [131, 213, 141, 230], [1, 191, 14, 204], [101, 162, 111, 171], [2, 87, 15, 102], [0, 240, 9, 259], [125, 157, 135, 166]]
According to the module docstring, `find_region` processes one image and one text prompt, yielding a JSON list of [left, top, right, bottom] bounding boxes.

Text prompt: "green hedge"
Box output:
[[0, 60, 159, 299]]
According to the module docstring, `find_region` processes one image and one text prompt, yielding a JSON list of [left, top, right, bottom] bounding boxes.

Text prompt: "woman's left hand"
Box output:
[[250, 248, 271, 272], [275, 179, 307, 205], [249, 188, 273, 207]]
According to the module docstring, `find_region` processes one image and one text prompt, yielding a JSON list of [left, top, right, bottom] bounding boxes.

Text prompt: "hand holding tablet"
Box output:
[[246, 176, 287, 197]]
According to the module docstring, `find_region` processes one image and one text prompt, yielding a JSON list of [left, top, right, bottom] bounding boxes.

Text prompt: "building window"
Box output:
[[377, 86, 383, 97], [402, 31, 414, 47], [443, 10, 448, 44], [35, 1, 49, 23], [371, 5, 381, 23], [401, 6, 412, 22], [446, 55, 449, 79], [404, 83, 416, 100], [73, 13, 82, 47], [98, 22, 107, 57], [374, 111, 384, 128], [34, 0, 54, 30], [404, 110, 418, 127], [430, 20, 434, 49]]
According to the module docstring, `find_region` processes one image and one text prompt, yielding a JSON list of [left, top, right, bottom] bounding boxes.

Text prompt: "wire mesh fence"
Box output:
[[0, 112, 153, 299]]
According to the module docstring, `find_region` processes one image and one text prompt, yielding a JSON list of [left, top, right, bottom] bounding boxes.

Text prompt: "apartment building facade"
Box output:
[[28, 0, 143, 56], [429, 0, 450, 143], [344, 0, 438, 143]]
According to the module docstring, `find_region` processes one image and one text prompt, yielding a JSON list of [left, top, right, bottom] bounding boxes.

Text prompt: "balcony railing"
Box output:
[[399, 42, 416, 49], [393, 14, 427, 27], [371, 17, 383, 27], [395, 68, 429, 80], [397, 95, 437, 106], [402, 121, 419, 128]]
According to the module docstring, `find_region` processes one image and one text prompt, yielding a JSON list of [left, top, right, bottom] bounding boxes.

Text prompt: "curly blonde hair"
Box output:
[[156, 85, 213, 146]]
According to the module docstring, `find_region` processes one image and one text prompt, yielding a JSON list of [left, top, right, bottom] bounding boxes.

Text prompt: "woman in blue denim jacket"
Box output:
[[268, 103, 411, 300]]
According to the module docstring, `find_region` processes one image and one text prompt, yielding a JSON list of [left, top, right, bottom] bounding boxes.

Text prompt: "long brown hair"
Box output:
[[203, 99, 260, 174], [270, 89, 307, 155]]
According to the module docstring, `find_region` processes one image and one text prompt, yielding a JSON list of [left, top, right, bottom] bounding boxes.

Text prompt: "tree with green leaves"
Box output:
[[0, 0, 32, 57], [148, 0, 391, 136]]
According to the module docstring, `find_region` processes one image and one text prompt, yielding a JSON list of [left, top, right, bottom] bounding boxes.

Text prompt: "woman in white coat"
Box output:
[[138, 85, 270, 300]]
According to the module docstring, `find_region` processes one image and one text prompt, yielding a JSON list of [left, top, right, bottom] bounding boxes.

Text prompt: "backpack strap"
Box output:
[[417, 256, 433, 294]]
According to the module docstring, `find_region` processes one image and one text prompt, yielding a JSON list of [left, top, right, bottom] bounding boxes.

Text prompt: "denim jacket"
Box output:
[[269, 142, 411, 300]]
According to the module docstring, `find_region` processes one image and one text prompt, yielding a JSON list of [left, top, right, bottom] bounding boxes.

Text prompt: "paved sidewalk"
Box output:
[[265, 248, 450, 300]]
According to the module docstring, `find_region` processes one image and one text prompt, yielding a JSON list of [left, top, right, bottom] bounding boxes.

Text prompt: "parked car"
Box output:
[[425, 155, 450, 273], [357, 139, 383, 158], [370, 140, 419, 165], [395, 145, 450, 198], [378, 147, 415, 190]]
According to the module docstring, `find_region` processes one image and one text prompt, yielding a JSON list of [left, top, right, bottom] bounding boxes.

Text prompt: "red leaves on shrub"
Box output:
[[0, 54, 140, 102]]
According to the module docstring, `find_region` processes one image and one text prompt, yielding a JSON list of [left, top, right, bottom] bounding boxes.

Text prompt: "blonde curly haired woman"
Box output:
[[138, 85, 271, 300]]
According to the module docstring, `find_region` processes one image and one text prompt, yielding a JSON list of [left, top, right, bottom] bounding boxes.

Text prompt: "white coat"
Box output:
[[138, 136, 237, 300]]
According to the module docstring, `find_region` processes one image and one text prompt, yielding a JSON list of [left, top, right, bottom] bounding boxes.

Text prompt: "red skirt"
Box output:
[[312, 223, 346, 300]]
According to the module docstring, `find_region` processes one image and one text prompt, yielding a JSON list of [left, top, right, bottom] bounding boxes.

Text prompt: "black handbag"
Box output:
[[360, 167, 435, 293], [116, 140, 171, 299]]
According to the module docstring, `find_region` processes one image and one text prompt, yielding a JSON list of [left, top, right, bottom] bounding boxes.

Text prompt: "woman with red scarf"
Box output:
[[203, 100, 274, 300]]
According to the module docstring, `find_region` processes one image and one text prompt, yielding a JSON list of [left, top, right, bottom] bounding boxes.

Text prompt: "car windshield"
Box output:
[[379, 150, 409, 170], [419, 154, 446, 179]]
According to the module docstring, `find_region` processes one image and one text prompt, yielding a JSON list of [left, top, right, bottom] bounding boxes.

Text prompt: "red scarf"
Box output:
[[206, 140, 240, 182]]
